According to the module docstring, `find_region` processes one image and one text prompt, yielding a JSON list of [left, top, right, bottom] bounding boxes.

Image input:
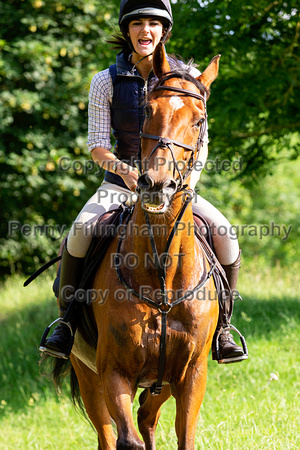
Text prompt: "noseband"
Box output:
[[139, 79, 207, 192]]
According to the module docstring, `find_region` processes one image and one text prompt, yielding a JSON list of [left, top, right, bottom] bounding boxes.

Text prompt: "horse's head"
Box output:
[[138, 43, 220, 214]]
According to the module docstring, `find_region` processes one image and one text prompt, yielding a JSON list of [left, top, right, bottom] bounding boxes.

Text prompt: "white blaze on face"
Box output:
[[169, 95, 184, 111]]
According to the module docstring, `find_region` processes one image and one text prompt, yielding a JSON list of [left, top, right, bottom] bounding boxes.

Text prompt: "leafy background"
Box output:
[[0, 0, 299, 276]]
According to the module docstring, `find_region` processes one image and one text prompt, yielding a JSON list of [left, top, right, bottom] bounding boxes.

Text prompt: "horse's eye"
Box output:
[[195, 118, 205, 127], [144, 106, 151, 118]]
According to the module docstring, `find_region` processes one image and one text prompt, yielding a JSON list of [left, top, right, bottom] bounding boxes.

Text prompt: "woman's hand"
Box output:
[[90, 147, 139, 192], [116, 162, 139, 192]]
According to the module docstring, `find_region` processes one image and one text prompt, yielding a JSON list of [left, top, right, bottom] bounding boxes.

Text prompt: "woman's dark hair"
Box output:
[[107, 32, 132, 55]]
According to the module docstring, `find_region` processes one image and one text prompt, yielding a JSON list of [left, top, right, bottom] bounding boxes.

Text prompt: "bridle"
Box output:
[[139, 77, 207, 192]]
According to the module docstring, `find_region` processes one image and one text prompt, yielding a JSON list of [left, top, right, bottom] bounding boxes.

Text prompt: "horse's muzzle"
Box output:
[[138, 173, 177, 214]]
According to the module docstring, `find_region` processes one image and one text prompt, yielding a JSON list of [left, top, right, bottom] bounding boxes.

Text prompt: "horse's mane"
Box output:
[[150, 55, 210, 99]]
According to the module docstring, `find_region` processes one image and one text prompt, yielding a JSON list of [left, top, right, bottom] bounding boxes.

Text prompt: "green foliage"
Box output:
[[198, 158, 300, 265], [0, 0, 299, 275], [169, 0, 300, 178], [0, 0, 120, 275]]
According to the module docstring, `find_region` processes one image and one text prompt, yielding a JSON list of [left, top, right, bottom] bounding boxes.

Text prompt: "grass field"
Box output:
[[0, 261, 299, 449]]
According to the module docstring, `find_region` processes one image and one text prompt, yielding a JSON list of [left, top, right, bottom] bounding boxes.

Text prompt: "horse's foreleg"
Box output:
[[70, 356, 116, 449], [137, 385, 171, 450], [172, 357, 208, 450], [103, 369, 145, 450]]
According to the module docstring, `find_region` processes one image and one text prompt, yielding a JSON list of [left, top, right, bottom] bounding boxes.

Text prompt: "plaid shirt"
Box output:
[[87, 68, 113, 152], [87, 64, 209, 153]]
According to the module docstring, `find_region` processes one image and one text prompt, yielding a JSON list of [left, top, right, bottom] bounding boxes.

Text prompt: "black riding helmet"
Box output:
[[119, 0, 173, 51]]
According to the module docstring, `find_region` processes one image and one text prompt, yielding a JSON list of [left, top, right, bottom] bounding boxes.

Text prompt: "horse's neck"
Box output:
[[124, 203, 202, 292]]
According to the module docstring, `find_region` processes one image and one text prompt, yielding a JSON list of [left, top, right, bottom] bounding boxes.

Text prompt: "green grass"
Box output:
[[0, 262, 299, 449]]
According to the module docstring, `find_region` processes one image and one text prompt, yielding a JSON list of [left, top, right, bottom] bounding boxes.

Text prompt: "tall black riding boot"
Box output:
[[39, 247, 85, 359], [212, 250, 248, 364]]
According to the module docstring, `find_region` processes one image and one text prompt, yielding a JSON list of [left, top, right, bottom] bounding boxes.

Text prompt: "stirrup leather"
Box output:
[[39, 318, 74, 360], [214, 324, 248, 364]]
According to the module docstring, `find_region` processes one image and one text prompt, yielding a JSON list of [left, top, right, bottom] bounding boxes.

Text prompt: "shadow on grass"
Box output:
[[232, 294, 300, 339], [0, 293, 299, 417], [0, 295, 66, 418]]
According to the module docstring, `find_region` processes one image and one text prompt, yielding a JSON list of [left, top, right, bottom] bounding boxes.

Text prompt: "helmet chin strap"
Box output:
[[130, 52, 154, 73]]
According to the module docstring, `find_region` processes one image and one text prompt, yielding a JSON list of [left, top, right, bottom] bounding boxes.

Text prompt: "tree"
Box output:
[[168, 0, 299, 180], [0, 0, 119, 275]]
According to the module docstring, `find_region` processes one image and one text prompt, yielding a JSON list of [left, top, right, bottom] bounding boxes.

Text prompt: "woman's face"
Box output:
[[128, 18, 164, 57]]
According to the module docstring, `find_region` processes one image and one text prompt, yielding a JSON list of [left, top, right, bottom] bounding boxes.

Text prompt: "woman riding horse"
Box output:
[[40, 0, 247, 364]]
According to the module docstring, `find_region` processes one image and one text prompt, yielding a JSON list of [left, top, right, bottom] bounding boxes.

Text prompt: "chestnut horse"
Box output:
[[64, 44, 220, 449]]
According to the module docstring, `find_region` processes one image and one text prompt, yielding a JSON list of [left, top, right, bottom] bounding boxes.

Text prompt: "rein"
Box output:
[[115, 190, 217, 395]]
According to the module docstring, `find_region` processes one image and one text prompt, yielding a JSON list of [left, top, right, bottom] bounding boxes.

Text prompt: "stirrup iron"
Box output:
[[39, 318, 74, 360], [215, 324, 248, 364]]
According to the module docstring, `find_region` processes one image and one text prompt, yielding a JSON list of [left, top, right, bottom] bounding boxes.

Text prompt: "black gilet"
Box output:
[[104, 52, 155, 189]]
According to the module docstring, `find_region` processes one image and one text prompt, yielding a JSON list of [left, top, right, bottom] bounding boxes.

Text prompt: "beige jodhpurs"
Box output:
[[67, 181, 239, 265]]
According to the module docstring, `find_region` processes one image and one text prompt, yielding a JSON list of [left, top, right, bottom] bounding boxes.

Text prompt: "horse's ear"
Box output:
[[197, 55, 221, 89], [153, 42, 171, 79]]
